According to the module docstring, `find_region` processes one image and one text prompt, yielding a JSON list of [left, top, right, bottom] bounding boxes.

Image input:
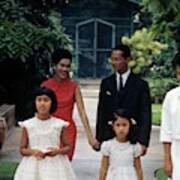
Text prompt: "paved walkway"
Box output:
[[0, 96, 163, 180]]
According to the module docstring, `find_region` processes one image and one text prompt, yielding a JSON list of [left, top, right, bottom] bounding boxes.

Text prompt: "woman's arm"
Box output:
[[75, 86, 98, 146], [20, 128, 45, 159], [134, 157, 143, 180], [163, 142, 172, 178], [99, 155, 109, 180]]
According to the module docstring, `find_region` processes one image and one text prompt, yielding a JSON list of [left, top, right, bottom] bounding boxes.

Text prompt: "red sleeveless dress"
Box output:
[[41, 77, 78, 160]]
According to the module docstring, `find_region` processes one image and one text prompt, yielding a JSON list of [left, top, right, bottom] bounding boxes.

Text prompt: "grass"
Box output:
[[152, 104, 162, 125], [0, 161, 18, 178], [154, 168, 168, 180]]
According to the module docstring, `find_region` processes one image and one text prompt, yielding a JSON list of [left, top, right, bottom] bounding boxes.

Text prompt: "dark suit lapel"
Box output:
[[107, 74, 117, 96], [105, 73, 137, 103], [122, 72, 136, 96]]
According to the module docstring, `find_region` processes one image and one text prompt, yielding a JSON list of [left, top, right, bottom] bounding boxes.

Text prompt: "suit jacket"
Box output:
[[96, 72, 152, 147]]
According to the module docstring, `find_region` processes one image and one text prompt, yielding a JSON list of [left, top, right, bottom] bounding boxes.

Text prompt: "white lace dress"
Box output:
[[14, 117, 77, 180], [101, 138, 141, 180]]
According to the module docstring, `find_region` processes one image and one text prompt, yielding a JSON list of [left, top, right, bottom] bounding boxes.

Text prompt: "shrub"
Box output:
[[146, 78, 178, 103], [122, 28, 168, 75]]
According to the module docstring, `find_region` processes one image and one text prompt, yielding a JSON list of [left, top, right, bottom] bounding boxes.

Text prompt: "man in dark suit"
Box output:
[[95, 44, 152, 155]]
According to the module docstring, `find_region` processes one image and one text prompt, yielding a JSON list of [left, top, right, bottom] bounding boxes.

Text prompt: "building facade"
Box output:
[[61, 0, 139, 78]]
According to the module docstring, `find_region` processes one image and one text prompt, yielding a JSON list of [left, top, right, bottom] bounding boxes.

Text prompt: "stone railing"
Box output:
[[0, 104, 15, 150]]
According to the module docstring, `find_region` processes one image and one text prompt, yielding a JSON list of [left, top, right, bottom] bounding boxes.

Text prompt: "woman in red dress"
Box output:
[[41, 48, 98, 160]]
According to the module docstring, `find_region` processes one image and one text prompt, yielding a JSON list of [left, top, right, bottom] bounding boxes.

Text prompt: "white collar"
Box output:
[[116, 69, 131, 85]]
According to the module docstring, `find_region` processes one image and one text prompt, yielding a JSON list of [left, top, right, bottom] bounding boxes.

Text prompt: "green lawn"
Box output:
[[152, 104, 162, 125], [0, 161, 18, 178], [154, 168, 168, 180]]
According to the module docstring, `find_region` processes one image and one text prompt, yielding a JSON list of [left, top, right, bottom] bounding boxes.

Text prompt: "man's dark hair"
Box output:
[[52, 48, 72, 65], [32, 87, 57, 114], [172, 53, 180, 68], [111, 44, 131, 58]]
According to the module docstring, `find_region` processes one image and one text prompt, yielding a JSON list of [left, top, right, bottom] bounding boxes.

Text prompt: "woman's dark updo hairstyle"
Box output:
[[112, 108, 137, 144], [172, 52, 180, 68], [32, 87, 57, 114], [52, 48, 72, 65]]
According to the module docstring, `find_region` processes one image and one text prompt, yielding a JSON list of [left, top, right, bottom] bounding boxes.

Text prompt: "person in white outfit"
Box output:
[[14, 87, 77, 180], [99, 108, 143, 180], [160, 53, 180, 180]]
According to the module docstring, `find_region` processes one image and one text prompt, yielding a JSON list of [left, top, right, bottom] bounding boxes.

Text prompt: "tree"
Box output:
[[0, 0, 71, 63], [141, 0, 180, 50], [0, 0, 72, 120]]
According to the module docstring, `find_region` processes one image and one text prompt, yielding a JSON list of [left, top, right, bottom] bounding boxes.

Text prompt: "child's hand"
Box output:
[[32, 149, 46, 160], [45, 147, 60, 157], [139, 144, 147, 156]]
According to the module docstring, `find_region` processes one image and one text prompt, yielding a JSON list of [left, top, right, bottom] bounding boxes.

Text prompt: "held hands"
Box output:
[[32, 149, 46, 160], [89, 137, 101, 151], [32, 147, 60, 159], [45, 147, 60, 157], [139, 144, 147, 156]]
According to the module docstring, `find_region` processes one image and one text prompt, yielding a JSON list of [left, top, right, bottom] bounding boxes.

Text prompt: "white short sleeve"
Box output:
[[18, 120, 32, 129], [133, 144, 141, 158], [61, 120, 69, 128], [54, 118, 69, 131], [101, 141, 111, 156]]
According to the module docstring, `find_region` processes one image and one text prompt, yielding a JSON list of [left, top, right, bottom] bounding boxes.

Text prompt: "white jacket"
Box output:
[[160, 86, 180, 142]]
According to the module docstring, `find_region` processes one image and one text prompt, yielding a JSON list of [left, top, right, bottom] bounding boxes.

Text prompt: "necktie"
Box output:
[[119, 75, 123, 91]]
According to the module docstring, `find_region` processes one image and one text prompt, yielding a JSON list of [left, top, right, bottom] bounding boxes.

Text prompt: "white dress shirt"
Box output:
[[116, 69, 130, 91]]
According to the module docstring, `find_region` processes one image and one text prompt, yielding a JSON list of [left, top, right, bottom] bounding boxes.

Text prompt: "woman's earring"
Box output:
[[49, 67, 54, 76]]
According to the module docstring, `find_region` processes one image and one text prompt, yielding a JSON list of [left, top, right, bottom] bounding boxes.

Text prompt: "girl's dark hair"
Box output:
[[52, 48, 72, 65], [32, 87, 57, 114], [112, 108, 136, 144]]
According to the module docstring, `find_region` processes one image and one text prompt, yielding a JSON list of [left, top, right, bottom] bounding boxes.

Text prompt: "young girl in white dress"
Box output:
[[14, 87, 77, 180], [99, 109, 143, 180]]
